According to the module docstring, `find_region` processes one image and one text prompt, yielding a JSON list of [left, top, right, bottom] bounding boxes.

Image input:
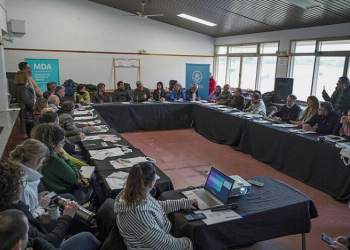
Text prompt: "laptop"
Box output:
[[182, 167, 234, 210]]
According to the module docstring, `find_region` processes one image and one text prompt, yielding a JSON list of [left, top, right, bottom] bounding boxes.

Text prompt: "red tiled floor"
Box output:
[[122, 128, 349, 250]]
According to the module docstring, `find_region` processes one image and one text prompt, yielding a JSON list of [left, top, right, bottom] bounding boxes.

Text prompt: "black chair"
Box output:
[[169, 80, 177, 91], [124, 83, 131, 90]]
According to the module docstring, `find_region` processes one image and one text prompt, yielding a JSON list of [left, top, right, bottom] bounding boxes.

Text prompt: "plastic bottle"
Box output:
[[192, 92, 196, 101], [76, 93, 80, 104]]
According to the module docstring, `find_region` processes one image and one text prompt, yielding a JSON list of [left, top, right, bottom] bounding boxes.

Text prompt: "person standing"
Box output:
[[14, 71, 35, 138], [209, 73, 217, 95], [18, 62, 43, 99], [322, 76, 350, 115]]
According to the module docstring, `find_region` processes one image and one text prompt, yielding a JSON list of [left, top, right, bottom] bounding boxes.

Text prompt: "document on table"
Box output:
[[288, 129, 316, 134], [110, 156, 148, 169], [245, 114, 263, 118], [74, 115, 97, 120], [213, 105, 227, 108], [105, 178, 125, 190], [231, 112, 247, 116], [89, 148, 125, 160], [195, 210, 242, 225], [272, 123, 298, 128], [74, 110, 91, 115], [253, 119, 271, 123], [218, 108, 234, 112], [121, 102, 131, 104], [79, 166, 95, 179], [83, 135, 101, 141]]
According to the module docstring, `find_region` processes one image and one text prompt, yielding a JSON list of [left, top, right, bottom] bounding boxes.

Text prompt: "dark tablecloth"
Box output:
[[159, 176, 318, 250], [93, 102, 193, 132]]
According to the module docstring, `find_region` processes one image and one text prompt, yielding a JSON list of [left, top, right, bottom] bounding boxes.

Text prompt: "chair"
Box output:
[[124, 83, 131, 90], [169, 80, 177, 91]]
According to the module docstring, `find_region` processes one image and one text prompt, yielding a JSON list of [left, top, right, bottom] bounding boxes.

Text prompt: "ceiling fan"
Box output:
[[123, 0, 164, 18]]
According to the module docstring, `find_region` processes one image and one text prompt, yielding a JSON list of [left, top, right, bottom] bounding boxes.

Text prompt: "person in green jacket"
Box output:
[[32, 124, 105, 207]]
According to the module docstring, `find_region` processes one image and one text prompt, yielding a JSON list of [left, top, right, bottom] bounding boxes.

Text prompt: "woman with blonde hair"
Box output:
[[293, 96, 319, 124], [114, 161, 197, 250], [15, 71, 35, 137], [170, 83, 185, 101], [10, 139, 50, 219]]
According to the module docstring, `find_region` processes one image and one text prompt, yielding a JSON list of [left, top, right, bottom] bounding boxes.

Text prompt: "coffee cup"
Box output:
[[47, 204, 60, 220]]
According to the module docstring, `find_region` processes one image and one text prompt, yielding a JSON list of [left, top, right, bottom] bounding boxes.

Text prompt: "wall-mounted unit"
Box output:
[[8, 19, 25, 34]]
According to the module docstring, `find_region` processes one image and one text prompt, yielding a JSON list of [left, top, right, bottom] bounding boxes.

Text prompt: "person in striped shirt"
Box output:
[[114, 162, 197, 250]]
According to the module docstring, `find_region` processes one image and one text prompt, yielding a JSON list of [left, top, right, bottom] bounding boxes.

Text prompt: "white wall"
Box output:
[[215, 23, 350, 77], [0, 0, 8, 111], [3, 0, 214, 92]]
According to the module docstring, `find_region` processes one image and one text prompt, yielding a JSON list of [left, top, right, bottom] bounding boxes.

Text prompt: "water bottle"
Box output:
[[76, 93, 80, 104], [192, 92, 196, 101]]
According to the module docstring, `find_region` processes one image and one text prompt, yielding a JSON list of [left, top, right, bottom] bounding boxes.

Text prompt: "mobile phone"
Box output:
[[46, 191, 57, 199], [322, 233, 335, 245], [184, 213, 207, 222]]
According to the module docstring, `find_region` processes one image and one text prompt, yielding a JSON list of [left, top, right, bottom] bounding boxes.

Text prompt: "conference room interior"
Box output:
[[1, 0, 350, 250]]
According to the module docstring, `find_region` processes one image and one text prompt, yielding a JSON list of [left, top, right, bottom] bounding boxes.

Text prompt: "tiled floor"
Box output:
[[122, 128, 349, 250]]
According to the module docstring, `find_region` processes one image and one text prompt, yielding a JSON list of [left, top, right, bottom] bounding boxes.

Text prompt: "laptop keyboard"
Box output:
[[192, 189, 221, 207]]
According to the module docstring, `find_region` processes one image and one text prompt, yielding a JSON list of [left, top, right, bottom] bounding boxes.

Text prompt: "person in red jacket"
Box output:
[[209, 73, 217, 94]]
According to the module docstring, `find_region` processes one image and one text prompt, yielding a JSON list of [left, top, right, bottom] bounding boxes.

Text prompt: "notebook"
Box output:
[[182, 167, 234, 210]]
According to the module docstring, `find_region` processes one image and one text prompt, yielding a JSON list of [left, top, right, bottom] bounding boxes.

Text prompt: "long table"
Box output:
[[74, 109, 174, 199], [159, 176, 318, 250], [92, 102, 350, 202]]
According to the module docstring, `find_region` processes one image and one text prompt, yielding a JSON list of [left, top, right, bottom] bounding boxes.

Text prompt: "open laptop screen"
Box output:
[[204, 167, 234, 203]]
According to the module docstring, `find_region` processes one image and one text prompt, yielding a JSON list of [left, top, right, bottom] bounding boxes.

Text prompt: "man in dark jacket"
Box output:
[[133, 81, 151, 102], [228, 87, 245, 110], [186, 83, 201, 101], [91, 83, 112, 103], [112, 81, 130, 102], [269, 94, 301, 123], [303, 101, 340, 134], [322, 76, 350, 115]]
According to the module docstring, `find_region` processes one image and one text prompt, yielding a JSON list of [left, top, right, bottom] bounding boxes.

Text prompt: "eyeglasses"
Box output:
[[318, 108, 325, 111]]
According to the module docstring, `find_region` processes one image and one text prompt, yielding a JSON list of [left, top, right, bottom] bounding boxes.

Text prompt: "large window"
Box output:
[[289, 38, 350, 101], [214, 42, 278, 91]]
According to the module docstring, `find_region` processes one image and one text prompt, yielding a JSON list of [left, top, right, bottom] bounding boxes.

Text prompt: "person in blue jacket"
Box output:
[[170, 83, 185, 101]]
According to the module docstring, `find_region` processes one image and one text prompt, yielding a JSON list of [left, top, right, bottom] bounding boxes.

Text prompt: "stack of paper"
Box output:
[[109, 156, 148, 169], [79, 166, 95, 179], [83, 135, 101, 141], [105, 178, 125, 190], [89, 148, 125, 160], [272, 123, 298, 128], [99, 134, 121, 143], [194, 210, 241, 225]]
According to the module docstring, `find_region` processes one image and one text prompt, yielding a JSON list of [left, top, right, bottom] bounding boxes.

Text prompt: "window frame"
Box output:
[[214, 41, 279, 90]]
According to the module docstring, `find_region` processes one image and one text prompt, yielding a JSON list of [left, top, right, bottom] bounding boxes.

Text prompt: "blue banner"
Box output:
[[25, 58, 60, 93], [185, 63, 210, 100]]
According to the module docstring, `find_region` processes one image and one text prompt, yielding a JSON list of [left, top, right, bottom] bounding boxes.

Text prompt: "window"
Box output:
[[214, 42, 278, 90], [241, 57, 258, 90], [314, 57, 345, 101], [290, 56, 315, 101], [289, 37, 350, 101], [318, 39, 350, 52], [228, 57, 240, 87], [229, 44, 257, 54], [215, 56, 227, 86], [259, 56, 278, 93]]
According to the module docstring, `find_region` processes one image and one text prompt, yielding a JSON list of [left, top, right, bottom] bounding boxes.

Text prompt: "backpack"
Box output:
[[86, 84, 97, 91], [262, 91, 274, 106], [63, 81, 75, 96]]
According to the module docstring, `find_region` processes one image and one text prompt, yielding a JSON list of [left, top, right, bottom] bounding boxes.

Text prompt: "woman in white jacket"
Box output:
[[114, 162, 197, 250]]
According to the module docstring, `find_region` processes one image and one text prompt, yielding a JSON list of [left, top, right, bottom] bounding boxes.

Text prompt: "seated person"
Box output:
[[32, 124, 106, 207], [57, 101, 96, 133], [293, 96, 319, 125], [339, 111, 350, 136], [74, 83, 90, 104], [228, 87, 245, 110], [33, 111, 87, 167], [47, 81, 57, 94], [10, 139, 50, 219], [112, 81, 130, 102], [133, 81, 151, 102], [245, 92, 267, 117], [43, 91, 53, 99], [33, 98, 48, 122], [0, 209, 61, 250], [170, 83, 185, 101], [0, 161, 101, 250], [91, 83, 112, 103], [48, 95, 60, 111], [269, 94, 301, 123], [208, 85, 221, 102], [54, 86, 65, 105], [303, 101, 340, 134], [114, 162, 197, 250], [186, 83, 201, 101], [152, 81, 166, 102], [330, 235, 350, 250], [216, 84, 232, 105]]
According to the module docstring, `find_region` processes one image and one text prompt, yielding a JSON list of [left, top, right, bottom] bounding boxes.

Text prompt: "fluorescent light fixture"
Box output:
[[177, 13, 217, 27]]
